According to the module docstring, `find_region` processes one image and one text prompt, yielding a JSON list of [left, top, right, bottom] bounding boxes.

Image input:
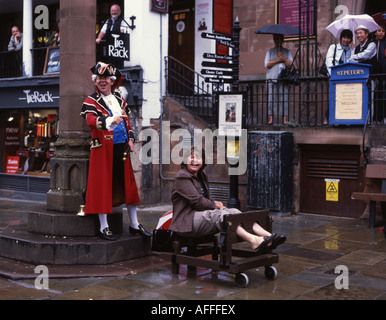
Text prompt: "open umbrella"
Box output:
[[255, 24, 302, 36], [372, 11, 386, 26], [326, 14, 380, 38]]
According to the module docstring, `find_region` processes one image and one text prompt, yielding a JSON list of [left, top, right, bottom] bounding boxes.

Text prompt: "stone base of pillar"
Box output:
[[0, 206, 151, 265], [28, 210, 123, 237], [46, 189, 85, 213], [46, 134, 90, 213]]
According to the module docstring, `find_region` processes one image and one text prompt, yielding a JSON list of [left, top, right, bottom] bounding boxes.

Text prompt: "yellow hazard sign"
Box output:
[[325, 179, 339, 202]]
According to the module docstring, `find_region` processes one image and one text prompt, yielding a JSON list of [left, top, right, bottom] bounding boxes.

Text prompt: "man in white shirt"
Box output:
[[8, 26, 23, 51], [349, 25, 378, 122], [96, 4, 127, 44], [349, 25, 377, 72]]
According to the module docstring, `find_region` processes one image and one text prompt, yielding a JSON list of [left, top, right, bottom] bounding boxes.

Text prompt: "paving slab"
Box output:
[[0, 198, 385, 300]]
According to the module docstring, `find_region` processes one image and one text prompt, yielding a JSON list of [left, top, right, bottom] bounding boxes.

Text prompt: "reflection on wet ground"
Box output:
[[0, 198, 385, 300]]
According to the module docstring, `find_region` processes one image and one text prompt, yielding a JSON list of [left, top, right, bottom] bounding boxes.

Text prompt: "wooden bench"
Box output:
[[351, 164, 386, 235], [166, 210, 279, 287]]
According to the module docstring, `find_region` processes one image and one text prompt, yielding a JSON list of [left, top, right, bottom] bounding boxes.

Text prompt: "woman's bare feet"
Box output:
[[236, 225, 274, 251]]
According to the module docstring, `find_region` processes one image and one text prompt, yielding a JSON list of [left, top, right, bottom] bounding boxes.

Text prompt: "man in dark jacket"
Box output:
[[96, 4, 127, 44], [349, 25, 377, 73]]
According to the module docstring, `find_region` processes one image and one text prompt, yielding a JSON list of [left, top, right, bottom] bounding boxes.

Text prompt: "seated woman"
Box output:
[[169, 147, 286, 253]]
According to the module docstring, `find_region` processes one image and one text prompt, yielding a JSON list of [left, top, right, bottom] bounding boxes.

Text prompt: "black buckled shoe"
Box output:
[[255, 234, 275, 255], [101, 227, 116, 241], [271, 234, 286, 250], [129, 224, 152, 238]]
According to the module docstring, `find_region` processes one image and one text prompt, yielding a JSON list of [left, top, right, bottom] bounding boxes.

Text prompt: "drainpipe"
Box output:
[[159, 13, 173, 182], [23, 0, 33, 77]]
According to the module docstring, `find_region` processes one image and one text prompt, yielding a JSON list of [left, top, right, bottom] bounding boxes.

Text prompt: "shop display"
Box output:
[[2, 109, 59, 176]]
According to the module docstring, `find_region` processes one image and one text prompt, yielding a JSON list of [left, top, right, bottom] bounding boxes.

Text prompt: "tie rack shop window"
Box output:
[[1, 109, 59, 176]]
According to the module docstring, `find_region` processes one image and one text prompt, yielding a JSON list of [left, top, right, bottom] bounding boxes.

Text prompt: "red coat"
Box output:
[[80, 90, 140, 214]]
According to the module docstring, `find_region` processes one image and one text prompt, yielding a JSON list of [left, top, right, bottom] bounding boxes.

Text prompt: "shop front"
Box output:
[[0, 76, 59, 200]]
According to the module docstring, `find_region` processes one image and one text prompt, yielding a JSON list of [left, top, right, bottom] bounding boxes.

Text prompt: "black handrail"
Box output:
[[165, 56, 216, 123], [0, 50, 22, 78], [0, 47, 49, 78]]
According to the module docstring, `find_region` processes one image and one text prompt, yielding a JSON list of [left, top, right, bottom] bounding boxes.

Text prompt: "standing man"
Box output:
[[264, 34, 293, 125], [96, 4, 127, 44], [8, 26, 23, 51], [80, 62, 151, 241], [349, 25, 377, 71], [349, 25, 377, 122]]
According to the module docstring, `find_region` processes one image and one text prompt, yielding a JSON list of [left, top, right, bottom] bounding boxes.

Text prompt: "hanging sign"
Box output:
[[201, 69, 233, 76], [218, 39, 235, 48], [6, 156, 20, 174], [203, 53, 232, 61], [205, 77, 233, 84], [107, 33, 130, 60], [201, 32, 232, 42], [201, 61, 232, 69]]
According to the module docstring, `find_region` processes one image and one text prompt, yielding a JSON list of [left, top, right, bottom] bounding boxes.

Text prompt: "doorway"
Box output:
[[169, 0, 195, 69], [300, 144, 366, 218]]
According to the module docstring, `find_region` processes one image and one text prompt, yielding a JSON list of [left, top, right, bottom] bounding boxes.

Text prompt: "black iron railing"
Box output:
[[0, 50, 22, 78], [241, 77, 330, 127], [0, 47, 49, 78], [165, 56, 216, 124], [241, 74, 386, 128], [31, 47, 49, 76]]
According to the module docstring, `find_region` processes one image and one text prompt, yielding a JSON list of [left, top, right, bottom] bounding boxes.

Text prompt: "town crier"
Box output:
[[80, 62, 151, 240]]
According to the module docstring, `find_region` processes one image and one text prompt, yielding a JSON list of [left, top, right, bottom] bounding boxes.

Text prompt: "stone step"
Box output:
[[0, 225, 151, 265], [27, 210, 123, 237]]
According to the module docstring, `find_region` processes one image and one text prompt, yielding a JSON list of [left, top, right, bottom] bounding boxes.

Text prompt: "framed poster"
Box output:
[[275, 0, 315, 39], [43, 46, 60, 75], [150, 0, 169, 13], [335, 83, 363, 120], [217, 92, 246, 137], [329, 62, 370, 125]]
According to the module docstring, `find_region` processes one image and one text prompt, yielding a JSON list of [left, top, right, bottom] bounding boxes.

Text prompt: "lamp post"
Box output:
[[227, 17, 242, 210]]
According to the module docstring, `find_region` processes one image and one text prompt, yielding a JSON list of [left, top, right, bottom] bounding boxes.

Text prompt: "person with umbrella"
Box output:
[[255, 24, 299, 125], [325, 29, 353, 75], [264, 33, 293, 125], [348, 25, 377, 71], [348, 25, 377, 122]]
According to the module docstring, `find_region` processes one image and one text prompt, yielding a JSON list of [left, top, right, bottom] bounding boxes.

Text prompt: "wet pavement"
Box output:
[[0, 197, 385, 301]]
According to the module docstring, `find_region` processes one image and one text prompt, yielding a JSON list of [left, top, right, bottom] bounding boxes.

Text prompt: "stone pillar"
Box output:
[[47, 0, 96, 212], [22, 0, 33, 77]]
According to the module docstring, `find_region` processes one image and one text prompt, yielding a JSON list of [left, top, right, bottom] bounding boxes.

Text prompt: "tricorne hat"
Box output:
[[90, 61, 122, 79], [90, 61, 123, 89]]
